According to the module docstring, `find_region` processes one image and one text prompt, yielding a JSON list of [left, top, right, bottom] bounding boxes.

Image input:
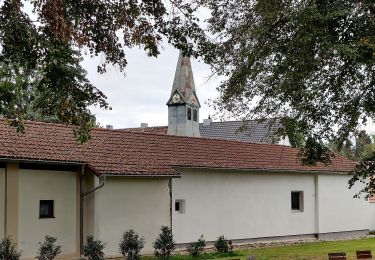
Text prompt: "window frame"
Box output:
[[291, 191, 304, 212], [193, 109, 198, 122], [39, 200, 55, 219], [175, 199, 185, 214], [187, 108, 192, 120]]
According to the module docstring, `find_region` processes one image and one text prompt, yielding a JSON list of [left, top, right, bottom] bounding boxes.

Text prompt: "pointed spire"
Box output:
[[167, 52, 201, 137], [170, 52, 200, 107]]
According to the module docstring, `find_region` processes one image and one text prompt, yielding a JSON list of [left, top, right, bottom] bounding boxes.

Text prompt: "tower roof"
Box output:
[[169, 52, 200, 107]]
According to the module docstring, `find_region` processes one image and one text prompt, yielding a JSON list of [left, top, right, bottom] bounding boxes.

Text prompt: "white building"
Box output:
[[0, 54, 373, 259]]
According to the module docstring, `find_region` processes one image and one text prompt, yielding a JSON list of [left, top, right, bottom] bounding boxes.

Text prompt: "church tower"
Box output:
[[167, 53, 201, 137]]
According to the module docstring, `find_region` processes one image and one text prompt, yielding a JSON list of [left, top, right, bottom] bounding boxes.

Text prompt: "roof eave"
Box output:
[[171, 165, 351, 175], [99, 173, 181, 178], [0, 157, 85, 166]]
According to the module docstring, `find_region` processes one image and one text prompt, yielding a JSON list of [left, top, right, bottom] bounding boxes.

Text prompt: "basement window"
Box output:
[[39, 200, 54, 218], [175, 199, 185, 214], [291, 191, 304, 212], [187, 108, 192, 120]]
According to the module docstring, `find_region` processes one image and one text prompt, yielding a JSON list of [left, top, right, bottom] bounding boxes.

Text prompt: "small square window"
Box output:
[[291, 191, 303, 212], [39, 200, 54, 218], [175, 199, 185, 214]]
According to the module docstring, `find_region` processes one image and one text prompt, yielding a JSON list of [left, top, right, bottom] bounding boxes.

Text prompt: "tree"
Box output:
[[354, 130, 373, 159], [83, 236, 105, 260], [153, 226, 175, 259], [328, 137, 355, 160], [36, 236, 62, 260], [204, 0, 375, 197], [0, 237, 21, 260], [119, 229, 145, 260], [0, 0, 207, 141]]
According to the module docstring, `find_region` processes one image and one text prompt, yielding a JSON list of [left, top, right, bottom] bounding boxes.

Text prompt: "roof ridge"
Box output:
[[0, 118, 292, 149], [0, 118, 76, 129], [199, 118, 279, 125], [115, 128, 294, 149], [123, 126, 168, 130]]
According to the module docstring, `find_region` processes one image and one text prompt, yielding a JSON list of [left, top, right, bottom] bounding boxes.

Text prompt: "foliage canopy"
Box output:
[[205, 0, 375, 159], [0, 0, 207, 141], [204, 0, 375, 197]]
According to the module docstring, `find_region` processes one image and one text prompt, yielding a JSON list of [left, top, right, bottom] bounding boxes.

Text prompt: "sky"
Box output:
[[83, 45, 220, 129], [10, 1, 375, 134], [18, 0, 221, 129], [83, 48, 375, 135]]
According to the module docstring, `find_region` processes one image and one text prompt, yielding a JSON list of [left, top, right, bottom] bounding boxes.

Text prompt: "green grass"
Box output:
[[142, 237, 375, 260], [234, 238, 375, 260]]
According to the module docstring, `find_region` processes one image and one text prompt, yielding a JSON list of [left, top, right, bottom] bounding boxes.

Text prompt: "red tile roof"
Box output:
[[0, 120, 356, 176], [124, 126, 168, 135]]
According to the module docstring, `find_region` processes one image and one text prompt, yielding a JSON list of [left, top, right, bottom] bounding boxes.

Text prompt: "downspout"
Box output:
[[314, 173, 320, 238], [79, 165, 106, 256], [82, 175, 106, 197], [169, 178, 173, 230]]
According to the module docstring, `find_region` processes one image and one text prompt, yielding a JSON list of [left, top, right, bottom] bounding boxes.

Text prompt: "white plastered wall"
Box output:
[[94, 177, 170, 256], [18, 169, 77, 258], [0, 167, 5, 238], [172, 170, 316, 243], [318, 174, 375, 233]]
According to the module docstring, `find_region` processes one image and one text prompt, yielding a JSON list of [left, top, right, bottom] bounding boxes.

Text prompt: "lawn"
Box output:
[[142, 237, 375, 259]]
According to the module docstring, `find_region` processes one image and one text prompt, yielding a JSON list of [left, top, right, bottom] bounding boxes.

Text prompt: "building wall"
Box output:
[[83, 173, 96, 239], [172, 170, 316, 243], [94, 177, 170, 256], [167, 105, 200, 137], [18, 169, 77, 258], [0, 167, 5, 238], [318, 174, 375, 233]]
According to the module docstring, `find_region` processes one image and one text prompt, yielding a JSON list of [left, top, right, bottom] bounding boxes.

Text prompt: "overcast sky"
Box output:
[[83, 45, 220, 129], [16, 1, 375, 134]]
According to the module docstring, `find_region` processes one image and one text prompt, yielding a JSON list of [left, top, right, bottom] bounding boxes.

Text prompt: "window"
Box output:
[[187, 108, 192, 120], [39, 200, 54, 218], [193, 109, 198, 122], [291, 191, 303, 212], [175, 199, 185, 214]]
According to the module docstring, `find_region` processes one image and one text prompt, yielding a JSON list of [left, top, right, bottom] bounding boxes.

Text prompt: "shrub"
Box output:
[[187, 235, 206, 257], [36, 236, 61, 260], [153, 226, 175, 259], [83, 236, 105, 260], [119, 229, 145, 260], [0, 237, 21, 260], [214, 235, 229, 253]]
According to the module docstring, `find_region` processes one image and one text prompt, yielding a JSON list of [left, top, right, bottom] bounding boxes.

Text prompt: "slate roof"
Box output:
[[199, 119, 280, 143], [125, 119, 281, 144], [0, 120, 355, 176]]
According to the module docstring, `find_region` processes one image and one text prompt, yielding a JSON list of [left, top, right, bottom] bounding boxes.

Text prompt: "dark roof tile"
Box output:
[[124, 119, 281, 144]]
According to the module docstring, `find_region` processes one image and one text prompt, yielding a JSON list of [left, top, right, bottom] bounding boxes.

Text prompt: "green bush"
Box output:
[[0, 237, 21, 260], [119, 229, 145, 260], [214, 235, 229, 253], [83, 236, 105, 260], [36, 236, 61, 260], [187, 236, 206, 257], [153, 226, 175, 259]]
